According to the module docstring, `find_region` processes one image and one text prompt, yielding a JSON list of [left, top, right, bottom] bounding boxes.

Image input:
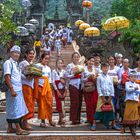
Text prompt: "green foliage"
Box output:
[[111, 0, 140, 20], [0, 1, 22, 46], [0, 3, 16, 45], [90, 0, 113, 19], [111, 0, 140, 55]]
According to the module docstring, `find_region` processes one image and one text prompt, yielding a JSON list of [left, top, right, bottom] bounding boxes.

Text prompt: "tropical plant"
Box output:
[[111, 0, 140, 55], [0, 1, 22, 46]]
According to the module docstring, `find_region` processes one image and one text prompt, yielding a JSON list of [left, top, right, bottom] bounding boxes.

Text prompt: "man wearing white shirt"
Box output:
[[3, 45, 29, 135]]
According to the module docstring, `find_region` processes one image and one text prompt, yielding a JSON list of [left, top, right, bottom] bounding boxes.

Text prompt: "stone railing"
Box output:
[[72, 41, 85, 65]]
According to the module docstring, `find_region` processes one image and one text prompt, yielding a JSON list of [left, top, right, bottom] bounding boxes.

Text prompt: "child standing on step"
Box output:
[[121, 71, 140, 137], [55, 36, 62, 57], [52, 58, 66, 125], [94, 63, 120, 130]]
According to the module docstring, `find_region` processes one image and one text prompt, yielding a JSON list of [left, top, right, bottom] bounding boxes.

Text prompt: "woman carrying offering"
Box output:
[[81, 57, 98, 130], [35, 53, 55, 127], [65, 52, 83, 125], [19, 48, 35, 130]]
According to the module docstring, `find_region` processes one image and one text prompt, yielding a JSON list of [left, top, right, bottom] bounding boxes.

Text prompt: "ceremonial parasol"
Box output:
[[29, 19, 39, 26], [75, 20, 84, 27], [24, 23, 36, 33], [84, 27, 100, 37], [15, 26, 29, 36], [103, 16, 130, 31], [79, 23, 90, 30]]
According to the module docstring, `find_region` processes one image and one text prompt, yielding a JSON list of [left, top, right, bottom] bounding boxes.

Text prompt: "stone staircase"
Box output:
[[0, 44, 86, 113]]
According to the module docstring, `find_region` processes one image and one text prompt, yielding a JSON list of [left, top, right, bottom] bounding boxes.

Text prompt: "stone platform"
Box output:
[[0, 113, 140, 140]]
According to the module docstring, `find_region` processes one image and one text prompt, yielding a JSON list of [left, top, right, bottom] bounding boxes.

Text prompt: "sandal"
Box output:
[[58, 121, 65, 126], [7, 128, 16, 133], [121, 128, 125, 134], [22, 124, 32, 131], [90, 125, 96, 131], [40, 123, 47, 128], [49, 121, 56, 127], [16, 130, 30, 135]]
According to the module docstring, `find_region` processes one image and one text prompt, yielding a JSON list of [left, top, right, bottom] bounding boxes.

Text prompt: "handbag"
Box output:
[[101, 103, 113, 112], [83, 81, 95, 93], [0, 61, 13, 92]]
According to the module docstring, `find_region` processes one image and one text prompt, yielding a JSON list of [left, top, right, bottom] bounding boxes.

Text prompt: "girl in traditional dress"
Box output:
[[81, 57, 98, 130], [35, 53, 55, 127], [19, 48, 35, 130], [135, 57, 140, 118], [108, 56, 119, 119], [65, 52, 83, 124], [94, 63, 120, 130], [121, 71, 140, 137], [52, 58, 66, 125]]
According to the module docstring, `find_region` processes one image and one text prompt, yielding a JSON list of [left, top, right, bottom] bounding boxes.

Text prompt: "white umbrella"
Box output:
[[29, 19, 39, 26], [15, 26, 29, 36], [21, 0, 32, 7], [24, 23, 36, 33]]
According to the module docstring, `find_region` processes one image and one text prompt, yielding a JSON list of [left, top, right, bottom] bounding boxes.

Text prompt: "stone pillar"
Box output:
[[31, 13, 44, 38]]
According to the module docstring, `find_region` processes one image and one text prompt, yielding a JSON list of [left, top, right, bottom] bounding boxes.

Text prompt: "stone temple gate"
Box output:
[[30, 0, 83, 35]]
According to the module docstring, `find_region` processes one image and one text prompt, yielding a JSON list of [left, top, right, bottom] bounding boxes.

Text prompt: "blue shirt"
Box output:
[[97, 73, 114, 97], [125, 81, 140, 102]]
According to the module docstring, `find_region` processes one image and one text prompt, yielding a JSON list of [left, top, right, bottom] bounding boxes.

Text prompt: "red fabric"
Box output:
[[83, 89, 98, 123], [61, 37, 67, 46], [72, 74, 82, 79], [101, 104, 113, 112], [54, 80, 65, 112], [121, 71, 129, 84], [69, 85, 82, 123]]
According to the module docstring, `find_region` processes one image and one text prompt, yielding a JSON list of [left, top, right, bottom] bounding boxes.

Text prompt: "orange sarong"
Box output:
[[22, 85, 34, 119], [34, 76, 53, 120]]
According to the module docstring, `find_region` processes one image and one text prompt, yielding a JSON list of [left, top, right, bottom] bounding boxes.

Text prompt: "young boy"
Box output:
[[94, 63, 120, 130], [121, 71, 140, 137]]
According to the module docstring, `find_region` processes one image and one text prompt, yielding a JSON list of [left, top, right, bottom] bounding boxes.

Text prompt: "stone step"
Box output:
[[0, 131, 139, 140]]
